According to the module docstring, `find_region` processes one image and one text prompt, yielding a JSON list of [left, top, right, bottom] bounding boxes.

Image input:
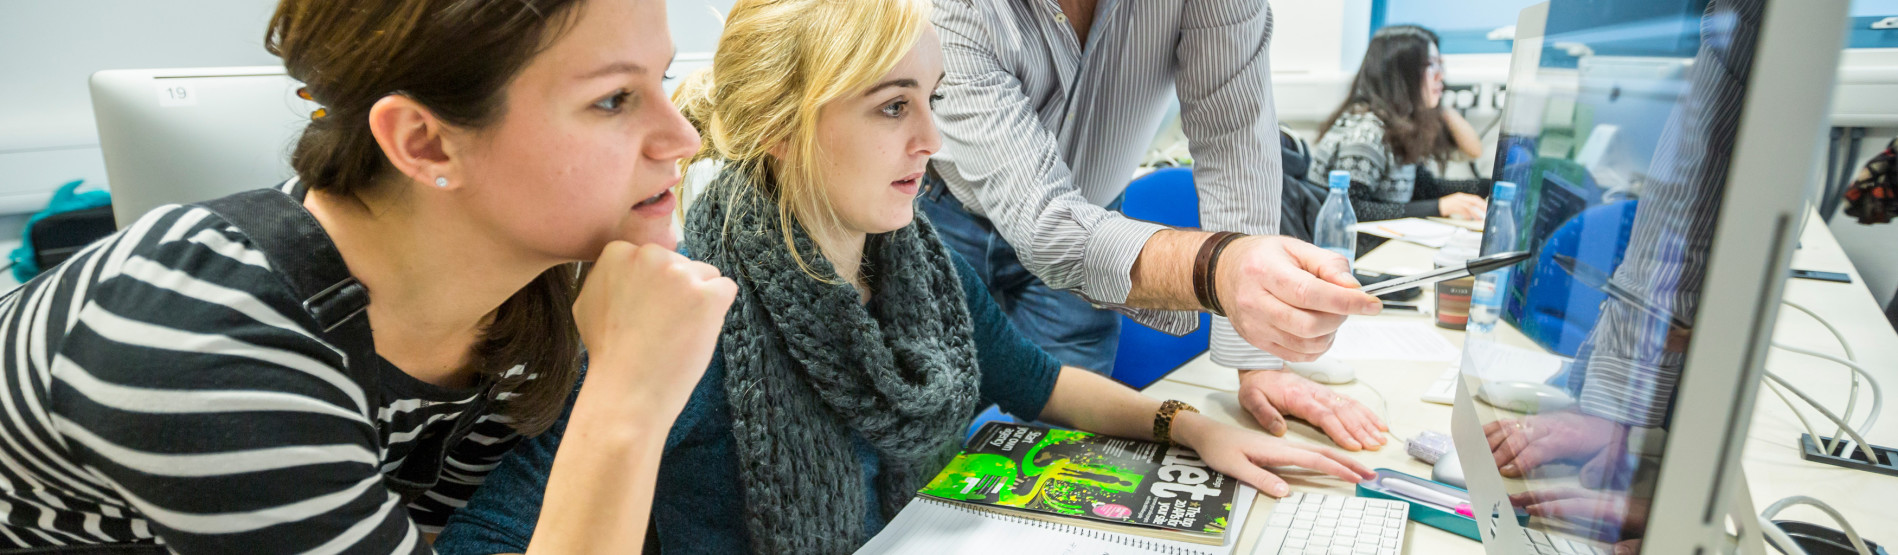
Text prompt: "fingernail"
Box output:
[[1360, 301, 1382, 316], [1273, 484, 1290, 496], [1501, 463, 1517, 474]]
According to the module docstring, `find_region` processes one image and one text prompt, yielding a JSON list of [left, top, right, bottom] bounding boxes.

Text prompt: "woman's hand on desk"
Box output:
[[1438, 193, 1487, 221], [1237, 370, 1389, 452], [1170, 410, 1377, 498]]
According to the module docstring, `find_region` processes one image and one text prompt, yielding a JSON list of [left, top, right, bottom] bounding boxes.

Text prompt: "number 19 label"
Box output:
[[157, 83, 197, 107]]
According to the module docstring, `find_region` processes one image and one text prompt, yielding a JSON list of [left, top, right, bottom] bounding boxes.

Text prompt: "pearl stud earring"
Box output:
[[435, 176, 449, 188]]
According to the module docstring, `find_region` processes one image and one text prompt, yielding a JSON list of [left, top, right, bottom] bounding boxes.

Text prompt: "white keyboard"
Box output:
[[1521, 527, 1611, 555], [1251, 492, 1409, 555], [1421, 365, 1458, 405]]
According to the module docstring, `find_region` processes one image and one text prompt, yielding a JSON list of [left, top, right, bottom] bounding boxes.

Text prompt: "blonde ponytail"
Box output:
[[670, 66, 721, 176]]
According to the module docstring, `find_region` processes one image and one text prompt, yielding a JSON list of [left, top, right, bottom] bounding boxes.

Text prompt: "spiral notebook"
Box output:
[[854, 486, 1256, 555]]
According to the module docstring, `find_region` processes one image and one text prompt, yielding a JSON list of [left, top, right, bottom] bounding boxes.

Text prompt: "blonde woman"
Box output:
[[437, 0, 1372, 553]]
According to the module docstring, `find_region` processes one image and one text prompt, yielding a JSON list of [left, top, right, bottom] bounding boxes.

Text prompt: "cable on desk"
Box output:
[[1760, 496, 1874, 555], [1775, 300, 1880, 454], [1761, 371, 1883, 465], [1762, 379, 1825, 457], [1346, 377, 1396, 444], [1760, 512, 1807, 555], [1771, 342, 1882, 446]]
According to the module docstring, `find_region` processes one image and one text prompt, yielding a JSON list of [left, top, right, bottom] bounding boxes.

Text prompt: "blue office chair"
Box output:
[[1519, 200, 1638, 356], [967, 405, 1008, 440], [1111, 167, 1215, 389]]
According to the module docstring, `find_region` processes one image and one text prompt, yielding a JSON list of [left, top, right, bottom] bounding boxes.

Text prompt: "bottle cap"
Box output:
[[1492, 181, 1518, 202], [1328, 170, 1351, 191]]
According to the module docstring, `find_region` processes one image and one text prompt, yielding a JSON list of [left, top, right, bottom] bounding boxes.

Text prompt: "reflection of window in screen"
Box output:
[[1371, 0, 1543, 53], [1852, 0, 1898, 48], [1374, 0, 1898, 52]]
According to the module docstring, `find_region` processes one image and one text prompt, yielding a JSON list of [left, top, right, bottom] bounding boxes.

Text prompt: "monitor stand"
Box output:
[[1720, 472, 1766, 554]]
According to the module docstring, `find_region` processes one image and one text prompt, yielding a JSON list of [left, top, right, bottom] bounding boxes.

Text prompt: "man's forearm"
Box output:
[[1127, 229, 1209, 311]]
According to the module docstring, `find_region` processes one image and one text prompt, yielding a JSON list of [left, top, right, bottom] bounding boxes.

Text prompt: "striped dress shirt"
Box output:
[[1570, 0, 1761, 428], [931, 0, 1284, 369]]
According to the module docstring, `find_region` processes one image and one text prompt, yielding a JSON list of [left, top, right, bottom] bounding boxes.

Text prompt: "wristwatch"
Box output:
[[1154, 400, 1200, 445]]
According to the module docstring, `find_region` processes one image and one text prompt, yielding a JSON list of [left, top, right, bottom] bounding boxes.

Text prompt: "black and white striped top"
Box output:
[[0, 185, 530, 552], [930, 0, 1283, 369]]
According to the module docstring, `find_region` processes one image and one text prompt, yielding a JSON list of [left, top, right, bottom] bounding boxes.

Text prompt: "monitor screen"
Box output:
[[1462, 0, 1766, 551]]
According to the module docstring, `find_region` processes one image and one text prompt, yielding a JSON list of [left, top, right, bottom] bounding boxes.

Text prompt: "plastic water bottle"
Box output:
[[1314, 171, 1358, 266], [1468, 181, 1518, 335]]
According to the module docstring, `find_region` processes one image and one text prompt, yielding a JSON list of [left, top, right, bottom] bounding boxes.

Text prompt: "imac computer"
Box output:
[[1450, 0, 1848, 554], [90, 67, 316, 228]]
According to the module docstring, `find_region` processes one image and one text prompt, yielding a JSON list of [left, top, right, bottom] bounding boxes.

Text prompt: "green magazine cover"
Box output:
[[919, 422, 1242, 542]]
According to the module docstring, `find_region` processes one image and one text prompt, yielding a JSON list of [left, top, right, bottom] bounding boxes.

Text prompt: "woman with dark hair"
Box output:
[[0, 0, 723, 552], [1310, 24, 1492, 254]]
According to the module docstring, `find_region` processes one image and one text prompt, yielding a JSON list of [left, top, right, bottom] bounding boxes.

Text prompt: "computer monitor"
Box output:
[[1450, 1, 1848, 554], [90, 67, 316, 228]]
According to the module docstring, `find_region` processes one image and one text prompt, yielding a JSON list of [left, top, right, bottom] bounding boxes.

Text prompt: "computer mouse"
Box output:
[[1476, 381, 1577, 413], [1286, 359, 1356, 384], [1432, 450, 1467, 490]]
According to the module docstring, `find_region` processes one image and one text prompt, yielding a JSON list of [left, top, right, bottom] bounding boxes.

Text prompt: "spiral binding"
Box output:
[[919, 498, 1215, 555]]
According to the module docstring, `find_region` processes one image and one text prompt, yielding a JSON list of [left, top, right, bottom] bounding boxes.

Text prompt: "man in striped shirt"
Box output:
[[923, 0, 1390, 451]]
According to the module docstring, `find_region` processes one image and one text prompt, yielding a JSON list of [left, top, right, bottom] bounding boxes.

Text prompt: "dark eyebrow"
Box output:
[[863, 78, 920, 97]]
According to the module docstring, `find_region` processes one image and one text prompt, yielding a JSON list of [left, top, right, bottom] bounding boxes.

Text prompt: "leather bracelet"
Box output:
[[1201, 232, 1247, 317], [1192, 231, 1242, 316], [1154, 400, 1201, 445]]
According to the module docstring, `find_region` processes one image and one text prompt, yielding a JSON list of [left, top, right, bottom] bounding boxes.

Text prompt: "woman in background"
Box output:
[[1309, 24, 1492, 254], [438, 0, 1379, 552]]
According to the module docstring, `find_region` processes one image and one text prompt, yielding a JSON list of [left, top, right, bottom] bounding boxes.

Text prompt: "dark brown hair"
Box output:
[[265, 0, 586, 436], [1319, 24, 1456, 167]]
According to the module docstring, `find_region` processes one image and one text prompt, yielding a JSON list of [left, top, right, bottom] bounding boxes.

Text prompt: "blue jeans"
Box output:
[[920, 174, 1121, 376]]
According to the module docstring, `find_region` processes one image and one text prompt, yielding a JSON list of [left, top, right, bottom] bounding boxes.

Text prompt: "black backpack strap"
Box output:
[[193, 183, 379, 393]]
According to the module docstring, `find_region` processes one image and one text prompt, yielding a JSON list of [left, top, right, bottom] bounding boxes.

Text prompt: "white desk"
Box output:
[[1142, 215, 1898, 553]]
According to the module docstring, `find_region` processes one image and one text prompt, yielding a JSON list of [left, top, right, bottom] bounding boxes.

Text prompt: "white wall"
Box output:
[[0, 0, 282, 213]]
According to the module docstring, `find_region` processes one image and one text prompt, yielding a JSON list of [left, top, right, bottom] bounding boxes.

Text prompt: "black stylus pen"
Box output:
[[1552, 254, 1695, 331], [1359, 250, 1532, 298]]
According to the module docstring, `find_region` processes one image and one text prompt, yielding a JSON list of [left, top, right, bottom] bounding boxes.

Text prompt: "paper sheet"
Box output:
[[1350, 218, 1461, 248], [1427, 217, 1487, 232], [1325, 320, 1462, 362], [1161, 321, 1460, 392], [1457, 340, 1572, 384]]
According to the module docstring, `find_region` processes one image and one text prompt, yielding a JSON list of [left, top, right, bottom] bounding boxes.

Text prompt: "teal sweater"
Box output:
[[435, 248, 1063, 554]]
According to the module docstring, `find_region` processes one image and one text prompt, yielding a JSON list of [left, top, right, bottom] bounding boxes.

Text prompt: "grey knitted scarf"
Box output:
[[683, 172, 982, 553]]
